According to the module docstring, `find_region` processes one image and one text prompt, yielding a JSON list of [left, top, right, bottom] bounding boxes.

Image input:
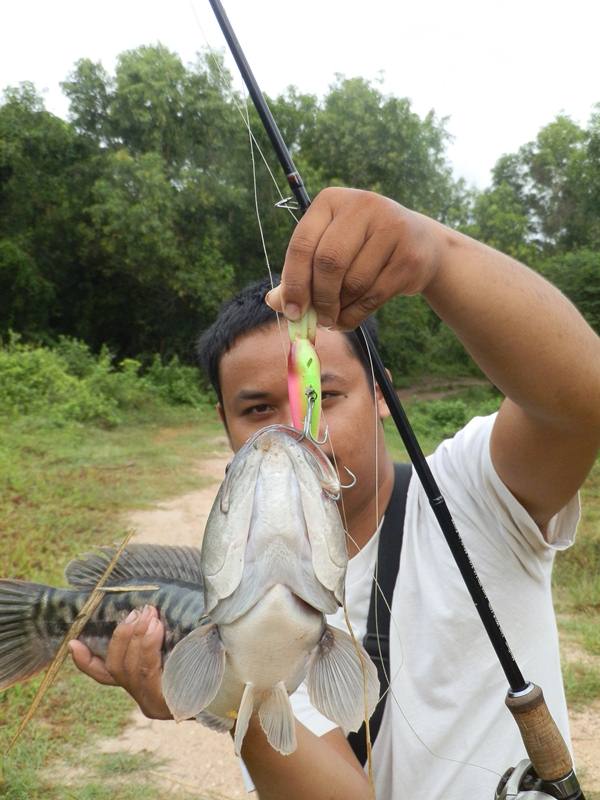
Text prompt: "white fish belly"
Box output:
[[207, 584, 323, 718]]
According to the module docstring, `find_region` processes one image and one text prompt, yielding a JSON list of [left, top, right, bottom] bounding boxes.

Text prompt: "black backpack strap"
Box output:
[[347, 462, 412, 765]]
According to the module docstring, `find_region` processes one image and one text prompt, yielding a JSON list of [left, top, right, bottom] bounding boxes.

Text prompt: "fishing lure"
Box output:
[[287, 308, 322, 441]]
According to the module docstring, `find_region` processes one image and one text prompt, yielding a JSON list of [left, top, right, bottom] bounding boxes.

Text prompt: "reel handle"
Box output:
[[505, 684, 573, 782]]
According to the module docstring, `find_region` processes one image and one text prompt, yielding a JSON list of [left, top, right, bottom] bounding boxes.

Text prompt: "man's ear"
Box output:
[[376, 368, 393, 420]]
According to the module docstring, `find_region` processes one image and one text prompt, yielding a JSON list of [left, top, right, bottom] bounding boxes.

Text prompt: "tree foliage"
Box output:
[[2, 45, 598, 379]]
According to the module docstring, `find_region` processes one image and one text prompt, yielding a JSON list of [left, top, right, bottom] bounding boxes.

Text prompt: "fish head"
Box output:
[[200, 425, 348, 615]]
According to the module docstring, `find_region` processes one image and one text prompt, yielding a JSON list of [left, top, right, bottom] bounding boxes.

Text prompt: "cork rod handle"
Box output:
[[505, 684, 573, 781]]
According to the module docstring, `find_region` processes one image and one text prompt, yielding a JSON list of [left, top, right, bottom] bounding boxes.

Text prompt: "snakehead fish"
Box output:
[[1, 424, 378, 756], [161, 424, 379, 756], [0, 545, 206, 690]]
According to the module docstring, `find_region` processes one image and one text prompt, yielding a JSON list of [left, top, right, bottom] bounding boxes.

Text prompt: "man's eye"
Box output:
[[322, 391, 341, 401], [243, 404, 274, 416]]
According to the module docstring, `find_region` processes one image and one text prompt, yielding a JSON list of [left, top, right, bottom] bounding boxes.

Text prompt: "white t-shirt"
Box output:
[[241, 413, 580, 797]]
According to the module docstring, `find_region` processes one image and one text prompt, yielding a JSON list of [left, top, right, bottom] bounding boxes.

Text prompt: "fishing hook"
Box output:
[[302, 388, 328, 445], [275, 196, 299, 211], [339, 467, 357, 490]]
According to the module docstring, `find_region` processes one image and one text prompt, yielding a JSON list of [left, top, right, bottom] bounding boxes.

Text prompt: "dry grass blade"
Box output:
[[6, 530, 136, 753], [343, 603, 375, 797], [102, 584, 160, 592]]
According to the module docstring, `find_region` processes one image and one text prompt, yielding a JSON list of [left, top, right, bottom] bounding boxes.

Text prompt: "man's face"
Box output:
[[218, 323, 391, 526]]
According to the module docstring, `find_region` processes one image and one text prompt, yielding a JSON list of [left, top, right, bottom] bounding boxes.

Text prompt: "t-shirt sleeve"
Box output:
[[289, 680, 339, 737], [428, 413, 580, 564]]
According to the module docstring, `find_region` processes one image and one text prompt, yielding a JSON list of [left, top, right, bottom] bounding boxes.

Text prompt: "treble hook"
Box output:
[[302, 388, 328, 445], [300, 389, 357, 491], [339, 467, 357, 490]]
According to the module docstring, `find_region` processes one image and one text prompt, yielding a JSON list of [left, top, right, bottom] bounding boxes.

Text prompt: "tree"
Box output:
[[464, 182, 538, 264], [538, 249, 600, 334], [299, 76, 462, 223], [0, 83, 94, 336]]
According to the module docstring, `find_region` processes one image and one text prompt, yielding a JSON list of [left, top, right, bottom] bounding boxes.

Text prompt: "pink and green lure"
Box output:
[[287, 309, 321, 440]]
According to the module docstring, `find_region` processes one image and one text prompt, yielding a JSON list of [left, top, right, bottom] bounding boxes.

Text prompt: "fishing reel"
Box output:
[[495, 759, 585, 800]]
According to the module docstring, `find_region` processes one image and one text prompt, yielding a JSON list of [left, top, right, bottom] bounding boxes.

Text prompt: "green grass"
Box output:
[[0, 405, 228, 799], [562, 660, 600, 710], [0, 405, 225, 581], [1, 387, 599, 795], [383, 383, 502, 458]]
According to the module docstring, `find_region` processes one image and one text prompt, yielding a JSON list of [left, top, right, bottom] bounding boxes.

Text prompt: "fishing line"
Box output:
[[190, 0, 504, 786], [242, 96, 288, 365], [244, 52, 502, 786], [342, 521, 503, 783], [188, 0, 299, 226], [191, 15, 375, 784], [349, 333, 503, 783]]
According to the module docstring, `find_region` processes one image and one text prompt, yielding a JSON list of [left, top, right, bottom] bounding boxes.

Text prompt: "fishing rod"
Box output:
[[206, 2, 585, 797]]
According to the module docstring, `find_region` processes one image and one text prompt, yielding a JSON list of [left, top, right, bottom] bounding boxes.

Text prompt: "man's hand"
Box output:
[[69, 605, 172, 720], [266, 187, 441, 330]]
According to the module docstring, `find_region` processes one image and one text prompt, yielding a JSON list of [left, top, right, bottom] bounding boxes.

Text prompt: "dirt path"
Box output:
[[98, 451, 248, 798], [98, 447, 600, 798]]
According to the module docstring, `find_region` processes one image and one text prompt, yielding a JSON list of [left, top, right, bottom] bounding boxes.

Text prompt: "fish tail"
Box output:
[[0, 580, 69, 691]]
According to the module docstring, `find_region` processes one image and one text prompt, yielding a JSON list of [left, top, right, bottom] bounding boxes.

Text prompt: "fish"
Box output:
[[0, 424, 378, 757], [161, 424, 379, 756], [0, 544, 206, 691]]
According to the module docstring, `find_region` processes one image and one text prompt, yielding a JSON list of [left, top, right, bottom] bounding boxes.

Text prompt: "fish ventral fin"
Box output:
[[65, 544, 203, 588], [196, 709, 234, 734], [162, 624, 225, 722], [306, 625, 380, 734], [234, 682, 255, 756], [0, 580, 54, 690], [258, 681, 297, 756]]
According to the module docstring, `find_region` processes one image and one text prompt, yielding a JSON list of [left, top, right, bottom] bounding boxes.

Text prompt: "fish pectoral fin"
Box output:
[[234, 682, 255, 756], [196, 709, 234, 734], [306, 625, 380, 734], [162, 624, 225, 722], [258, 681, 297, 756]]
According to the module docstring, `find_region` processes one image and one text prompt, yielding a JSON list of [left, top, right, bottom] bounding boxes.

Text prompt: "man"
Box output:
[[70, 188, 600, 799]]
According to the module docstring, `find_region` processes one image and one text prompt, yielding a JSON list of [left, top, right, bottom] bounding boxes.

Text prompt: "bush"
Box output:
[[0, 337, 208, 427], [0, 340, 119, 425], [53, 335, 98, 378], [409, 391, 501, 440], [144, 355, 207, 406]]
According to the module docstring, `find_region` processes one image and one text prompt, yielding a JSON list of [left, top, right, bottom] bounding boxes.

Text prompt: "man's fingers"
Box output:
[[120, 606, 156, 681], [265, 285, 283, 313], [105, 607, 144, 681], [311, 216, 368, 326], [339, 230, 399, 310], [137, 616, 173, 719], [337, 268, 397, 331], [69, 640, 117, 686], [281, 197, 333, 320], [138, 614, 165, 681]]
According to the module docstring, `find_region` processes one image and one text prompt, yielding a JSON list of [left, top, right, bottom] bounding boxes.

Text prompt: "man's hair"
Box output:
[[196, 276, 379, 404]]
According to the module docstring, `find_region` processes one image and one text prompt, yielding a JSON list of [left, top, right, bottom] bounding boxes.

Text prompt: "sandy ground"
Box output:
[[98, 452, 248, 798], [96, 451, 600, 798]]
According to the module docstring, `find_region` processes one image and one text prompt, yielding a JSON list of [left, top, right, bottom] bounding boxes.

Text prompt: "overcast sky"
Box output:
[[2, 0, 599, 188]]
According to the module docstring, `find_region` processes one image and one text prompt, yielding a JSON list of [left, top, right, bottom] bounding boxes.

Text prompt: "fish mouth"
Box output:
[[247, 424, 341, 499]]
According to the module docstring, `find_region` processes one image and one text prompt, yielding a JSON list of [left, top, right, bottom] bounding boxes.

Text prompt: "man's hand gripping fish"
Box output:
[[162, 424, 379, 756]]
